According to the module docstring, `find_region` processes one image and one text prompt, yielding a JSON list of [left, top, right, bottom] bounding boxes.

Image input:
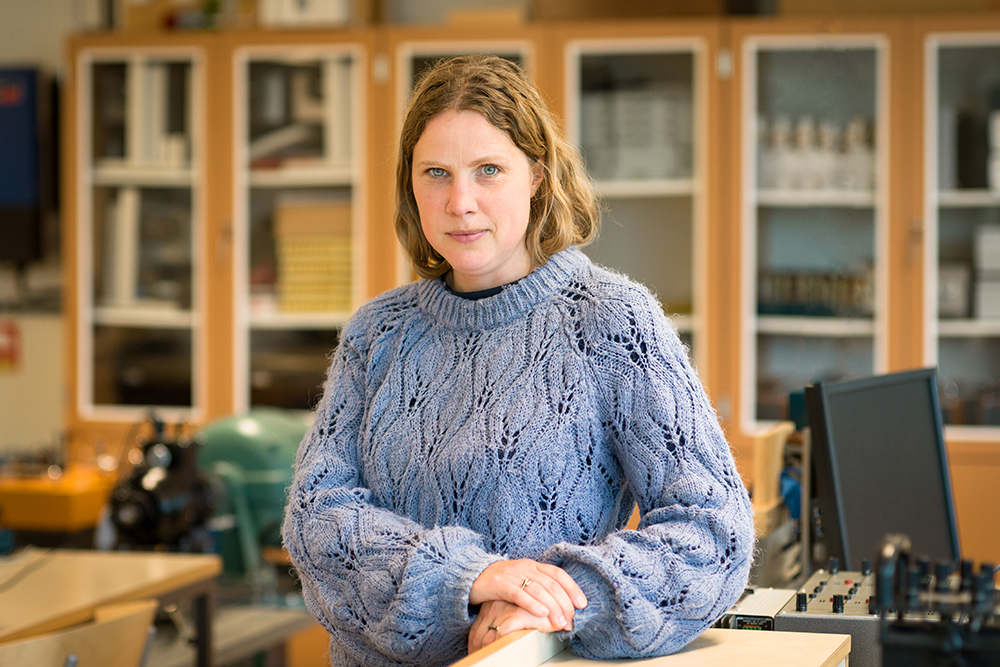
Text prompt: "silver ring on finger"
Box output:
[[520, 578, 532, 589], [488, 624, 500, 631]]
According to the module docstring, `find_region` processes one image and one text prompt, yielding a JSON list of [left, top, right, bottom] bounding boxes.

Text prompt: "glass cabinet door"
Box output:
[[234, 46, 365, 412], [564, 39, 705, 362], [79, 50, 203, 418], [925, 33, 1000, 431], [741, 36, 889, 428]]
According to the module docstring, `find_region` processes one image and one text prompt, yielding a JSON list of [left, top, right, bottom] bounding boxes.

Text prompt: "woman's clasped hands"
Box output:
[[467, 559, 588, 653]]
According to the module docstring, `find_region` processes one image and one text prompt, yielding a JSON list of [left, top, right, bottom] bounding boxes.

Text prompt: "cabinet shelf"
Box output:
[[756, 189, 876, 207], [596, 178, 695, 198], [938, 190, 1000, 208], [249, 165, 354, 187], [93, 162, 195, 187], [93, 305, 194, 328], [249, 310, 351, 330], [756, 315, 874, 337], [937, 319, 1000, 337]]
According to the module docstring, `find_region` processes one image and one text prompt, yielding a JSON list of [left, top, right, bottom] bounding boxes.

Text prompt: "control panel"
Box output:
[[774, 558, 883, 667]]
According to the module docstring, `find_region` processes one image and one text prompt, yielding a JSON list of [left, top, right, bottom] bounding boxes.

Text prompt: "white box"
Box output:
[[975, 223, 1000, 272], [990, 110, 1000, 150], [975, 279, 1000, 319], [939, 263, 970, 318], [258, 0, 351, 27], [990, 154, 1000, 192]]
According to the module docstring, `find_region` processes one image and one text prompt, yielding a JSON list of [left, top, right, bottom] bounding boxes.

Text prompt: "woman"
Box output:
[[282, 55, 754, 667]]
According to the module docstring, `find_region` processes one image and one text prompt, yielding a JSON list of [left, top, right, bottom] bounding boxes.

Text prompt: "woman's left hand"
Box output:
[[468, 599, 569, 654]]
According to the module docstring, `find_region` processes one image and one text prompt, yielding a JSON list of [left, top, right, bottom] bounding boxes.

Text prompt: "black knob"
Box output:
[[861, 558, 871, 576], [936, 562, 953, 593], [961, 559, 974, 591], [829, 557, 839, 575], [832, 594, 844, 613], [796, 592, 809, 612], [906, 566, 921, 611]]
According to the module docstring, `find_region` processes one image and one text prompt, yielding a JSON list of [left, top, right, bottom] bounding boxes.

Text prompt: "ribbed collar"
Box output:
[[415, 247, 589, 331]]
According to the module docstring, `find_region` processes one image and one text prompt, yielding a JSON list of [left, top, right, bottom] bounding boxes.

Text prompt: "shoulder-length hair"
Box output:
[[395, 54, 600, 280]]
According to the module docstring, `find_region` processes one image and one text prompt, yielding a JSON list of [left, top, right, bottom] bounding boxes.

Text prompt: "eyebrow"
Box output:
[[413, 154, 511, 169]]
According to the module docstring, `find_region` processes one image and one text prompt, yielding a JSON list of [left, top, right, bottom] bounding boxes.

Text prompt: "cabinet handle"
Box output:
[[908, 217, 923, 266], [716, 48, 732, 80], [216, 221, 232, 262]]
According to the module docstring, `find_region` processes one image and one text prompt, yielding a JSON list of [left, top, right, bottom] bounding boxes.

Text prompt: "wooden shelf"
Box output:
[[937, 319, 1000, 337], [756, 188, 875, 207], [596, 178, 695, 198], [93, 305, 193, 329], [756, 315, 874, 337], [938, 189, 1000, 208], [93, 163, 195, 187], [249, 165, 354, 188]]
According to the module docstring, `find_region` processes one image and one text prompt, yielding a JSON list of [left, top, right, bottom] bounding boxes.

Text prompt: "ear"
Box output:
[[530, 158, 545, 196]]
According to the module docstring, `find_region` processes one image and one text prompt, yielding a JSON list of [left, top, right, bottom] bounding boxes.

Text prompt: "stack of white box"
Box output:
[[975, 223, 1000, 318], [580, 83, 692, 181], [990, 110, 1000, 192]]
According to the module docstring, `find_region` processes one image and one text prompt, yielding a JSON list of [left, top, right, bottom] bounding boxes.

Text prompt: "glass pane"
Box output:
[[93, 326, 192, 406], [585, 196, 693, 315], [92, 62, 127, 161], [757, 334, 874, 420], [757, 207, 874, 317], [938, 337, 1000, 426], [936, 45, 1000, 191], [579, 52, 693, 181], [92, 186, 193, 309], [242, 51, 358, 411], [250, 329, 339, 410], [757, 49, 876, 191], [248, 186, 352, 316], [934, 43, 1000, 426], [248, 57, 353, 169]]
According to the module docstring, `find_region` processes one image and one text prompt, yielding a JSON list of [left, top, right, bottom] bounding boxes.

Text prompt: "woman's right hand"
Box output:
[[468, 599, 564, 654], [469, 559, 587, 632]]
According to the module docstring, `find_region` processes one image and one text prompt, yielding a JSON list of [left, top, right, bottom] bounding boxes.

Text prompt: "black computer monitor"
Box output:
[[804, 367, 960, 572]]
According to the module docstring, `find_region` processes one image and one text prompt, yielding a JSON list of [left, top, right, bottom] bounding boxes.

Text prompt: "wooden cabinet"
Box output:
[[63, 15, 1000, 561]]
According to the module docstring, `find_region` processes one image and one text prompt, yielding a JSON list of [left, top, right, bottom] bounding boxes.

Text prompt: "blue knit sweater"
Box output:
[[282, 247, 754, 667]]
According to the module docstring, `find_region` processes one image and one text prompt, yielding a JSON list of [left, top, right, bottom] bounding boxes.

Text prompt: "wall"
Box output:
[[0, 314, 64, 454]]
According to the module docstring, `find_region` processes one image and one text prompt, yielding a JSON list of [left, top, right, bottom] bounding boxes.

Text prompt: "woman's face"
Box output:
[[411, 109, 542, 293]]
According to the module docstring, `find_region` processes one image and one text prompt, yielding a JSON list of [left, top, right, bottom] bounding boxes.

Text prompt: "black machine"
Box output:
[[875, 534, 1000, 667], [110, 416, 215, 550], [804, 367, 960, 573]]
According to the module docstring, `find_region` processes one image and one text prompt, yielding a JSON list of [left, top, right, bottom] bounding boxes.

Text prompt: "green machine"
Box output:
[[196, 408, 309, 577]]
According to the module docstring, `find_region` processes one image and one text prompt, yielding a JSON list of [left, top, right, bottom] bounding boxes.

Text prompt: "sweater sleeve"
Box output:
[[281, 331, 504, 667], [543, 283, 755, 659]]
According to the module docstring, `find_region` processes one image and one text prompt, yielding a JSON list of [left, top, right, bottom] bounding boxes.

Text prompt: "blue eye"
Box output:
[[481, 164, 499, 176], [428, 167, 446, 178]]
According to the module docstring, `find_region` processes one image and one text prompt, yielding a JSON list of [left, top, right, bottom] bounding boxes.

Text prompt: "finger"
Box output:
[[514, 577, 573, 629], [536, 563, 588, 609], [468, 616, 499, 654], [522, 577, 576, 629]]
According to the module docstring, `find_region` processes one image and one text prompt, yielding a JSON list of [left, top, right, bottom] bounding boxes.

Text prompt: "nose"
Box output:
[[445, 175, 477, 217]]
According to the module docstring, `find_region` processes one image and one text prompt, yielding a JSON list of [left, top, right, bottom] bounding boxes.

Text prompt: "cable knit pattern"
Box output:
[[282, 247, 754, 667]]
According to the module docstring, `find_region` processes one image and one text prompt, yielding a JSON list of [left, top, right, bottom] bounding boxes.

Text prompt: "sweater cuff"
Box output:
[[440, 546, 505, 634]]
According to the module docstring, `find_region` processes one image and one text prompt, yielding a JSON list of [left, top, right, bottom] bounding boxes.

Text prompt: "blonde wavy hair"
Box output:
[[395, 54, 600, 280]]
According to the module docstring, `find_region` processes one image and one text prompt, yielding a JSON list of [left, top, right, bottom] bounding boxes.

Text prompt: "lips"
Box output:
[[448, 230, 487, 243]]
